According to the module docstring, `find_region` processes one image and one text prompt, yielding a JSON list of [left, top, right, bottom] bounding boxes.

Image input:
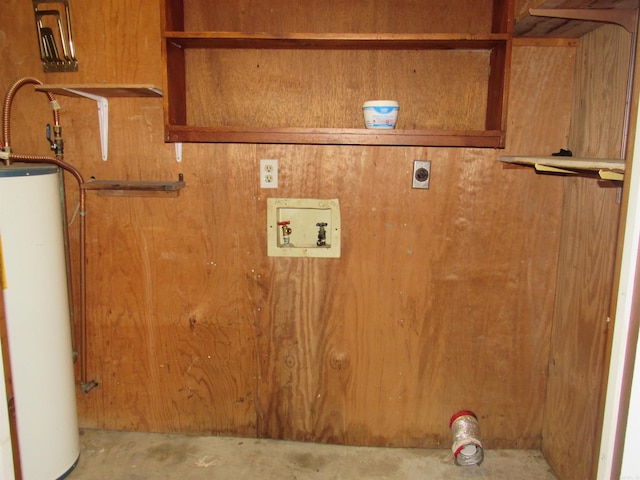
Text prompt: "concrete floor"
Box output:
[[67, 429, 558, 480]]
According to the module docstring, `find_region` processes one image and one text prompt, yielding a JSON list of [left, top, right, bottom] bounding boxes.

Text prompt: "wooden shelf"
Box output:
[[161, 0, 513, 148], [166, 126, 505, 148], [164, 31, 511, 49], [81, 175, 186, 197], [499, 155, 625, 180]]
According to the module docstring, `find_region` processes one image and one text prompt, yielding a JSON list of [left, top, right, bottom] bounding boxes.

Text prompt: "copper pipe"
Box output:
[[5, 153, 96, 393], [8, 153, 82, 184]]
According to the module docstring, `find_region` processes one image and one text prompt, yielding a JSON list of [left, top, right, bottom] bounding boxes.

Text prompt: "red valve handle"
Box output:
[[278, 221, 290, 226]]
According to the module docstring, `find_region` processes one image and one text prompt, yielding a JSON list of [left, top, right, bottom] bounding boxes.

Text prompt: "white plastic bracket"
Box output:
[[175, 142, 182, 163], [66, 88, 109, 160]]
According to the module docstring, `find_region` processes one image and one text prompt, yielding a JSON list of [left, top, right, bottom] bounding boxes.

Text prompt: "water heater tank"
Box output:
[[0, 163, 79, 479]]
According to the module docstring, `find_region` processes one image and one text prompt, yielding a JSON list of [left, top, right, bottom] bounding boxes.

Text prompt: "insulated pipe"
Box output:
[[2, 77, 60, 157]]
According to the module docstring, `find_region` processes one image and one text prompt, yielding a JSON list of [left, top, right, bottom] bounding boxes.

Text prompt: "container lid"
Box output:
[[363, 100, 399, 107], [0, 162, 58, 178]]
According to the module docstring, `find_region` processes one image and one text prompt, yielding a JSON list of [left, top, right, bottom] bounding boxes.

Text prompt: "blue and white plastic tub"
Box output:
[[362, 100, 399, 129]]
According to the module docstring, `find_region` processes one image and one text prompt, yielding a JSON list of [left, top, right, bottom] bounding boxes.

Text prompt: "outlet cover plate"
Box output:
[[267, 198, 341, 258], [260, 159, 278, 188], [412, 160, 431, 189]]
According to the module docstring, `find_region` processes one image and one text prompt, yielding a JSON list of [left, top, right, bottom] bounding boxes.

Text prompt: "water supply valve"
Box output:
[[316, 222, 328, 247], [278, 221, 292, 246], [46, 123, 64, 156]]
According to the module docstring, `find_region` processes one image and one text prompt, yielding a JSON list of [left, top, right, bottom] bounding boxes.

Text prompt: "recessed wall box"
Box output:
[[267, 198, 341, 258]]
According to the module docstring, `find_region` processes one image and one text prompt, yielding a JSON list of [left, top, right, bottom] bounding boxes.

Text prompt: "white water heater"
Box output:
[[0, 163, 79, 479]]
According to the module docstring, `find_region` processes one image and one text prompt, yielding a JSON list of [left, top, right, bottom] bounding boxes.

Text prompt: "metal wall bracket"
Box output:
[[33, 0, 78, 72], [65, 89, 109, 160]]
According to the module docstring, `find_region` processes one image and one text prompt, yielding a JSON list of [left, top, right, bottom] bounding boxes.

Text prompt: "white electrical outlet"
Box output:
[[260, 159, 278, 188]]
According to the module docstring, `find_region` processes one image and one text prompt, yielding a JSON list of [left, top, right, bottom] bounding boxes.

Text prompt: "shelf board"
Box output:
[[164, 32, 511, 50], [166, 126, 506, 148], [81, 177, 186, 197], [499, 155, 625, 180], [35, 84, 162, 97]]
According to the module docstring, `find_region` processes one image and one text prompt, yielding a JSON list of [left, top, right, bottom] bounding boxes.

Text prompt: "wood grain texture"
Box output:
[[182, 0, 496, 34], [184, 48, 490, 130], [541, 24, 631, 480], [570, 25, 632, 159], [254, 44, 574, 448], [82, 153, 260, 434], [0, 0, 581, 451], [255, 146, 565, 447]]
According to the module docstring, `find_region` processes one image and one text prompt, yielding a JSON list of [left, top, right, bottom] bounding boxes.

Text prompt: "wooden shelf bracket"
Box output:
[[528, 7, 639, 33]]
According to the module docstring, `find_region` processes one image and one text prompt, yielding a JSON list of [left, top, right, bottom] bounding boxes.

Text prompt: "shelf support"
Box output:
[[66, 88, 109, 160], [600, 170, 625, 182], [529, 8, 639, 33], [500, 155, 626, 181], [534, 163, 578, 175]]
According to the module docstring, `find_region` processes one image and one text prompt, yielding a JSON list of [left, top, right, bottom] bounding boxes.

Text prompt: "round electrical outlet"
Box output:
[[415, 167, 429, 182]]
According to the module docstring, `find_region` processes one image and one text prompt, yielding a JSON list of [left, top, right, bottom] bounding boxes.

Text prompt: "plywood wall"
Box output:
[[183, 0, 495, 33], [1, 0, 576, 449], [541, 24, 632, 480]]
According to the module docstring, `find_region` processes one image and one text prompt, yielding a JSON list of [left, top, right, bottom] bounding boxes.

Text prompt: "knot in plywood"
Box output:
[[329, 351, 351, 371]]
